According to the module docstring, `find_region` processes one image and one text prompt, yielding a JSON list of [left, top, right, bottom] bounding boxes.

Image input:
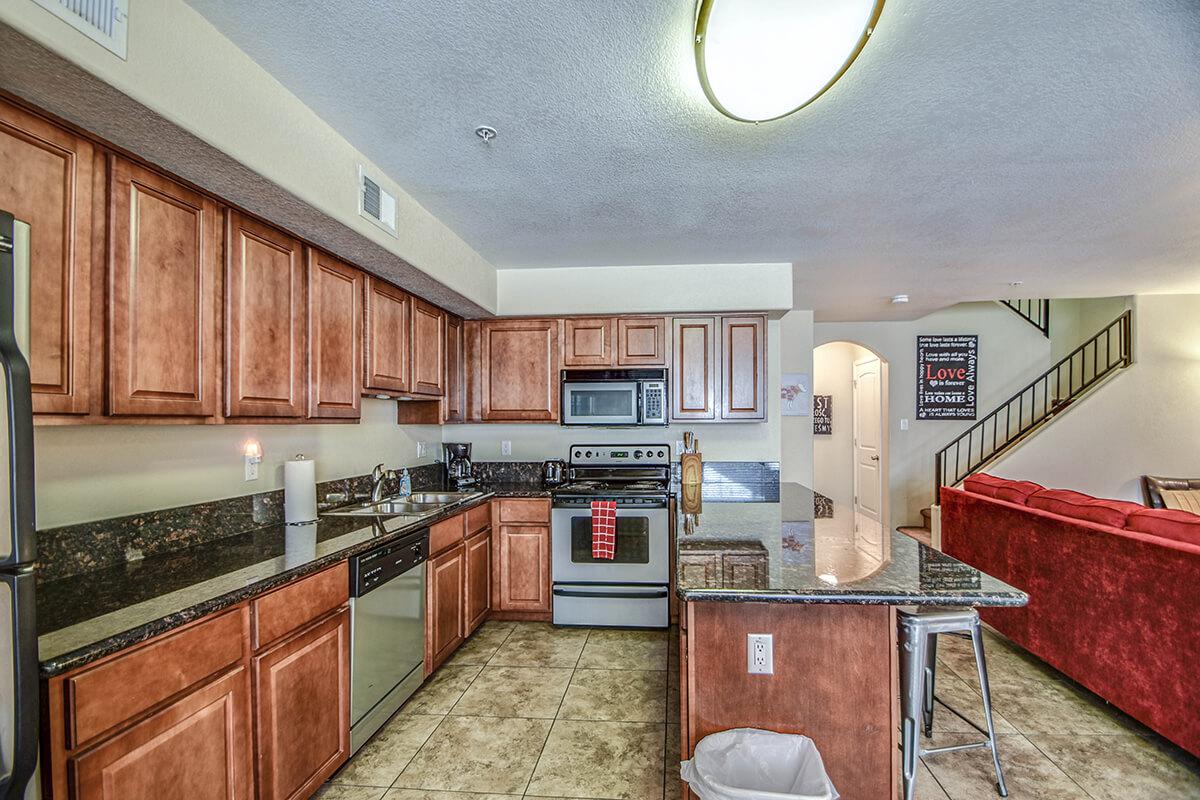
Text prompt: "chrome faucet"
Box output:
[[370, 464, 397, 502]]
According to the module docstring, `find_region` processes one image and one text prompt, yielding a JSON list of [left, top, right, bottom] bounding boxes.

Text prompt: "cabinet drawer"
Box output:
[[65, 605, 249, 748], [496, 498, 550, 524], [465, 503, 491, 537], [253, 563, 349, 650], [429, 513, 466, 555]]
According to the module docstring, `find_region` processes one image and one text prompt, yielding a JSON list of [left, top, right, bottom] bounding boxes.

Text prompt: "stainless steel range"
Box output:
[[551, 444, 671, 628]]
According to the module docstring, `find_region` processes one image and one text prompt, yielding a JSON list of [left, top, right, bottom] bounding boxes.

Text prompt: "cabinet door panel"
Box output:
[[464, 530, 491, 635], [253, 609, 350, 800], [497, 525, 550, 612], [363, 277, 412, 393], [480, 320, 560, 421], [617, 317, 666, 366], [671, 317, 717, 420], [563, 318, 614, 367], [308, 251, 363, 419], [721, 315, 766, 420], [69, 667, 252, 800], [426, 544, 465, 672], [225, 212, 305, 417], [108, 157, 219, 416], [0, 100, 93, 414], [443, 315, 465, 422], [411, 298, 445, 396]]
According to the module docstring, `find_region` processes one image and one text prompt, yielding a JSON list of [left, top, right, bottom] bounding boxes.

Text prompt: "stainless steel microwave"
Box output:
[[560, 369, 668, 427]]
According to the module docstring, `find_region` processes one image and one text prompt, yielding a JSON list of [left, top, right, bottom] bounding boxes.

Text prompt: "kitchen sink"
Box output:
[[408, 492, 483, 504], [322, 491, 483, 519]]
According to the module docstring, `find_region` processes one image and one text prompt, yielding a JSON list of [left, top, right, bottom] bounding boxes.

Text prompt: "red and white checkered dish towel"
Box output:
[[591, 500, 617, 560]]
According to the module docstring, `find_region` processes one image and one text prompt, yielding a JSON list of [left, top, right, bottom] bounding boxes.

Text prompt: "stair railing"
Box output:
[[1000, 299, 1051, 337], [934, 309, 1132, 497]]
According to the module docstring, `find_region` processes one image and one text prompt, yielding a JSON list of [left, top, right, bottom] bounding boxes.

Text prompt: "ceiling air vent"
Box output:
[[31, 0, 129, 59], [358, 165, 397, 236]]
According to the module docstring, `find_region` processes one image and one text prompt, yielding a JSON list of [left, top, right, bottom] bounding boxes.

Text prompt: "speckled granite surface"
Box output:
[[676, 482, 1028, 607]]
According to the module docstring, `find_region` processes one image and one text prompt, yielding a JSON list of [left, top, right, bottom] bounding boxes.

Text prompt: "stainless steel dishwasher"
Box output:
[[348, 527, 428, 753]]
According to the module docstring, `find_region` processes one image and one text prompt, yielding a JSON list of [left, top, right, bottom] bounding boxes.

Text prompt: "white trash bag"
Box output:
[[680, 728, 840, 800]]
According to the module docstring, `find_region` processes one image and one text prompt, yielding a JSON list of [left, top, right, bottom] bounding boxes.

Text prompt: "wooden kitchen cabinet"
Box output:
[[225, 211, 306, 418], [253, 609, 351, 800], [107, 156, 221, 418], [426, 542, 466, 673], [563, 317, 615, 367], [616, 316, 667, 366], [307, 250, 363, 419], [0, 99, 95, 416], [411, 297, 446, 396], [464, 528, 492, 636], [363, 277, 412, 394], [671, 315, 766, 422], [443, 314, 465, 423], [480, 319, 560, 421], [720, 315, 766, 420], [495, 525, 551, 612], [671, 317, 717, 420]]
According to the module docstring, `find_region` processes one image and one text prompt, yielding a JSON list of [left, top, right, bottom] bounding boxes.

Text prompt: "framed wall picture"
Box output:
[[917, 335, 978, 420], [813, 394, 832, 434], [781, 373, 810, 416]]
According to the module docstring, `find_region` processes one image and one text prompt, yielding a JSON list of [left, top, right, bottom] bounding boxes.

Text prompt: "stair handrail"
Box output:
[[1000, 299, 1051, 337], [934, 309, 1132, 498]]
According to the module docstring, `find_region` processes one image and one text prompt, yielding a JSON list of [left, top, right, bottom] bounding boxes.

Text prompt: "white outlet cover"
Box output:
[[900, 418, 910, 430], [244, 455, 260, 482], [416, 441, 427, 458], [501, 440, 512, 456], [747, 633, 774, 675]]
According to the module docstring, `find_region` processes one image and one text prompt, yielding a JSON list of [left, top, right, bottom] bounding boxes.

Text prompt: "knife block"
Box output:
[[680, 452, 703, 486]]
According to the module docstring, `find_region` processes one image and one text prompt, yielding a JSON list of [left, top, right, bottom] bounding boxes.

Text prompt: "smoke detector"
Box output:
[[890, 294, 909, 305], [474, 126, 498, 143]]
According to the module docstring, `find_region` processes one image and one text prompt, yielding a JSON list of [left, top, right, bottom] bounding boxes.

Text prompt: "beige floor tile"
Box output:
[[988, 674, 1146, 736], [559, 669, 667, 723], [394, 715, 552, 794], [450, 665, 573, 718], [922, 733, 1089, 799], [400, 666, 482, 715], [911, 760, 951, 800], [577, 629, 668, 671], [488, 623, 589, 668], [665, 723, 682, 800], [446, 622, 515, 666], [527, 719, 665, 800], [331, 714, 444, 788], [666, 680, 680, 723], [384, 791, 520, 800], [926, 670, 1019, 736], [1028, 733, 1200, 800], [314, 785, 387, 800]]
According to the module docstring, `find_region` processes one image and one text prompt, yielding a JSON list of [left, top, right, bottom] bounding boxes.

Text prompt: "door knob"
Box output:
[[870, 455, 880, 461]]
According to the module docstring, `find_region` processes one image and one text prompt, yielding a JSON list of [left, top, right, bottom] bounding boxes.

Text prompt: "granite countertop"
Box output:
[[676, 482, 1028, 607], [36, 481, 549, 677]]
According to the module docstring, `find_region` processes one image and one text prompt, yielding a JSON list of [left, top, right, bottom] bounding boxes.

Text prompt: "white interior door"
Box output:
[[853, 357, 883, 547]]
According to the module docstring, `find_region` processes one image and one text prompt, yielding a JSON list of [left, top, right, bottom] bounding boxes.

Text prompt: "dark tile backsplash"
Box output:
[[471, 461, 545, 483]]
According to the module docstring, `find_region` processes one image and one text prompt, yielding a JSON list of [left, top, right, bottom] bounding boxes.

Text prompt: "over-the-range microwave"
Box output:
[[560, 369, 668, 427]]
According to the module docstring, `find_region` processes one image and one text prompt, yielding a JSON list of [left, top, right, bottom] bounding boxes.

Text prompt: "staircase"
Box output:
[[1000, 299, 1051, 337]]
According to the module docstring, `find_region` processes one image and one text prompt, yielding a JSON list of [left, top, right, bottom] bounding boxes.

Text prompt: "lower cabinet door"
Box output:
[[464, 530, 491, 635], [253, 609, 351, 800], [497, 525, 550, 612], [69, 667, 252, 800], [426, 544, 465, 672]]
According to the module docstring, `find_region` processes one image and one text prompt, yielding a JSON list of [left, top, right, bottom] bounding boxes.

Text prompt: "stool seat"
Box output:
[[898, 607, 979, 635]]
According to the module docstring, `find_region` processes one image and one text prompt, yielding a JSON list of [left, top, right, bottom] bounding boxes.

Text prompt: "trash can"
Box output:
[[680, 728, 839, 800]]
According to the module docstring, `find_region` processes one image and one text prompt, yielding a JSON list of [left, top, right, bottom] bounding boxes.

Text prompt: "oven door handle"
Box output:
[[552, 586, 670, 599]]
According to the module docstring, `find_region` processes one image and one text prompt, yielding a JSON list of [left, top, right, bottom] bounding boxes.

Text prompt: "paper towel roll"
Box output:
[[284, 455, 317, 524]]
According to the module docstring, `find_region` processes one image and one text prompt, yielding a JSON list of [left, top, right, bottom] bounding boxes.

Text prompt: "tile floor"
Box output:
[[318, 621, 1200, 800]]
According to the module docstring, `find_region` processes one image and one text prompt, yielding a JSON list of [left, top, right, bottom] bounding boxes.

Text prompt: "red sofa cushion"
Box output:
[[1026, 489, 1144, 528], [962, 473, 1043, 505], [1126, 508, 1200, 546]]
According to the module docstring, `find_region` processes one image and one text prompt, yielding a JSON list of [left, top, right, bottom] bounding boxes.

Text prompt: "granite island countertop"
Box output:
[[676, 482, 1028, 607], [36, 481, 549, 677]]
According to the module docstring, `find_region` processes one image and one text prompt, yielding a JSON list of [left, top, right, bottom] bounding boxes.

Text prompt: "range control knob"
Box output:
[[585, 450, 593, 458], [634, 450, 643, 459], [574, 450, 581, 458], [657, 450, 665, 458]]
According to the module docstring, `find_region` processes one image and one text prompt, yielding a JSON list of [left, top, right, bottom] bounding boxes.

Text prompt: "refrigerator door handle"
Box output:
[[0, 570, 38, 800], [0, 211, 36, 568]]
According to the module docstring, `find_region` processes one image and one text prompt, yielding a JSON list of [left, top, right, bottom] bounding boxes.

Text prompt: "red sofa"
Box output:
[[941, 474, 1200, 757]]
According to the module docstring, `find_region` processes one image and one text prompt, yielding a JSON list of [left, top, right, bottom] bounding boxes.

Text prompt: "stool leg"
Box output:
[[970, 622, 1008, 798], [899, 626, 928, 800], [922, 632, 938, 736]]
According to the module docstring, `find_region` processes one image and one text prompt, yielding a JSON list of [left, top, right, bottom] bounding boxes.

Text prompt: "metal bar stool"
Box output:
[[898, 607, 1008, 800]]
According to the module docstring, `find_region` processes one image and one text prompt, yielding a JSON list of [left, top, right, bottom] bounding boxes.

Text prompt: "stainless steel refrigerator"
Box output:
[[0, 210, 38, 800]]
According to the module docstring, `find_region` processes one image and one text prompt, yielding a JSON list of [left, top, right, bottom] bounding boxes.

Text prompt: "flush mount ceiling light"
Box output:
[[694, 0, 885, 123]]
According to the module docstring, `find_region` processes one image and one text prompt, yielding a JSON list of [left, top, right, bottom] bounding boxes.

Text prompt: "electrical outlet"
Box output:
[[900, 418, 910, 431], [416, 441, 428, 459], [501, 440, 512, 456], [675, 440, 685, 456], [747, 633, 773, 675], [244, 454, 260, 482]]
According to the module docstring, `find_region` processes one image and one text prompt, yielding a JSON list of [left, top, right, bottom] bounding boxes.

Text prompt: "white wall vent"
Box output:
[[31, 0, 129, 59], [358, 165, 397, 236]]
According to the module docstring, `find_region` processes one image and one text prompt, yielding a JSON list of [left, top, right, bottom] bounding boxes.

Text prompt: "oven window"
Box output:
[[569, 389, 634, 419], [570, 515, 651, 564]]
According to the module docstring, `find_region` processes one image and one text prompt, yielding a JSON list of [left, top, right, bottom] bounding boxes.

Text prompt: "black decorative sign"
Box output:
[[917, 335, 978, 420], [813, 395, 832, 435]]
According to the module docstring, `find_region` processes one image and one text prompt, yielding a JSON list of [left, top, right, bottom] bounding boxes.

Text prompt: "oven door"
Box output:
[[561, 381, 640, 426], [551, 504, 669, 583]]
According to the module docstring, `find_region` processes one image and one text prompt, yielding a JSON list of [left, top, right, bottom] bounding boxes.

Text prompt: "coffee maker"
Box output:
[[443, 442, 475, 488]]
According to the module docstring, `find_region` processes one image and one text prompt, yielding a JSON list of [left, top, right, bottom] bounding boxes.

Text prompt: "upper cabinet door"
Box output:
[[480, 319, 560, 421], [108, 157, 220, 417], [0, 100, 94, 415], [671, 317, 717, 420], [616, 317, 667, 366], [225, 211, 306, 418], [563, 317, 614, 367], [443, 315, 465, 423], [720, 315, 766, 420], [411, 298, 446, 396], [363, 277, 411, 394], [308, 250, 363, 419]]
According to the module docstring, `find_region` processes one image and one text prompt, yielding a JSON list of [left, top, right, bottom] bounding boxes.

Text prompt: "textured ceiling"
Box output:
[[185, 0, 1200, 320]]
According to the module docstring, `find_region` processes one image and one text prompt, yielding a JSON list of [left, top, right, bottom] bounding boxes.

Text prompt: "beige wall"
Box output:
[[812, 342, 876, 508], [992, 294, 1200, 502], [35, 400, 441, 529], [779, 311, 814, 486], [1049, 296, 1131, 363]]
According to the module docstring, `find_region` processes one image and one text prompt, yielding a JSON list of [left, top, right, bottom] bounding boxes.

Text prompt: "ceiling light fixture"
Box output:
[[694, 0, 885, 123], [891, 294, 909, 305]]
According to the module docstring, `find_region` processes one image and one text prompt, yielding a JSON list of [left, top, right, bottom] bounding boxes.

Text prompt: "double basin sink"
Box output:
[[322, 491, 483, 521]]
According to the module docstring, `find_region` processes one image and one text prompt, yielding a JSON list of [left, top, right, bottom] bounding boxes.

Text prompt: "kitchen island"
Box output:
[[675, 482, 1026, 800]]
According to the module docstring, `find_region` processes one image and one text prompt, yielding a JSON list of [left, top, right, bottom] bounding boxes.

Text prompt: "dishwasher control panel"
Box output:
[[350, 528, 429, 597]]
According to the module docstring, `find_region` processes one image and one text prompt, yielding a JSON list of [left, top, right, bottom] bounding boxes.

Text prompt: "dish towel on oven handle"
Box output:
[[591, 499, 617, 560]]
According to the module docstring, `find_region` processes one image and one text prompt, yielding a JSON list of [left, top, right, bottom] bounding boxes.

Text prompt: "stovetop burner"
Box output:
[[554, 480, 669, 495]]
